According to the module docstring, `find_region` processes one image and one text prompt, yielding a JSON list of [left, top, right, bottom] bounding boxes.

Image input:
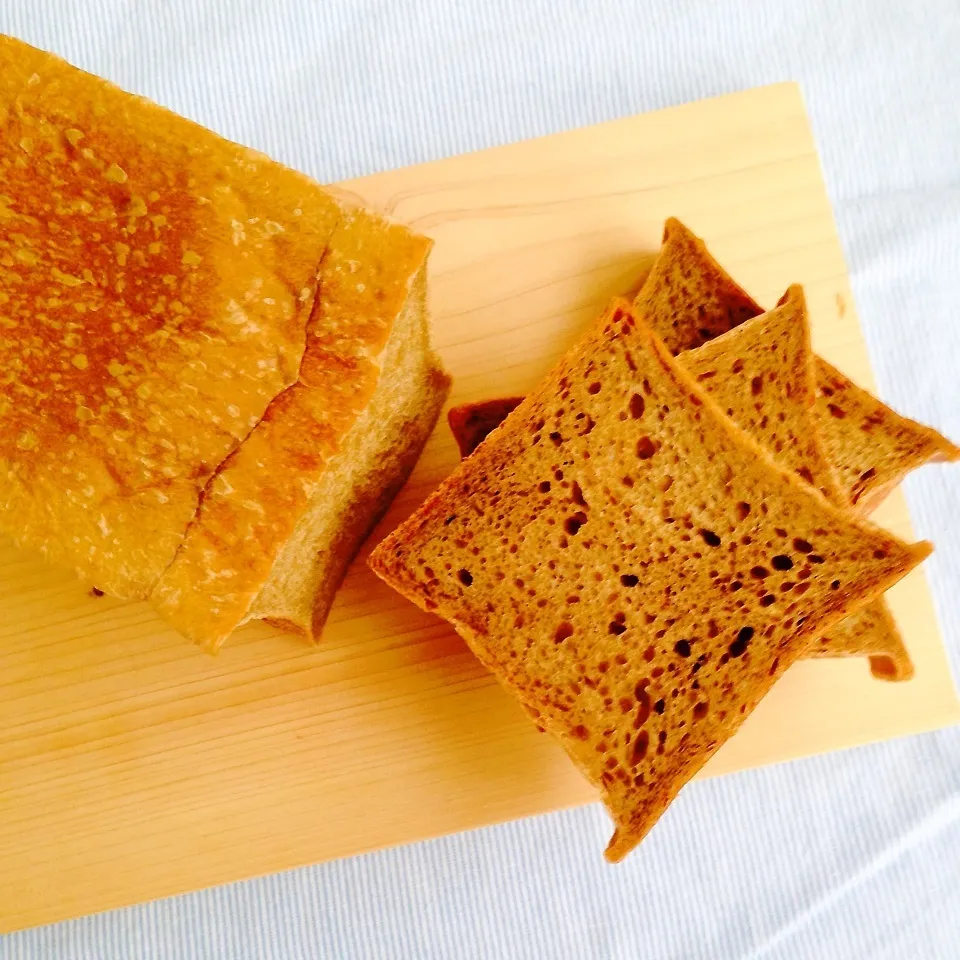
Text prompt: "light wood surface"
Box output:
[[1, 82, 957, 933]]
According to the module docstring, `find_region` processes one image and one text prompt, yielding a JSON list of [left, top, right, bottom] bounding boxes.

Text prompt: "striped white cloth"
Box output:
[[2, 1, 959, 957]]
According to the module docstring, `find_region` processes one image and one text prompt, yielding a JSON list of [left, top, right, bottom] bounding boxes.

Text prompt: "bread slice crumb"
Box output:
[[371, 298, 929, 859], [445, 286, 915, 678]]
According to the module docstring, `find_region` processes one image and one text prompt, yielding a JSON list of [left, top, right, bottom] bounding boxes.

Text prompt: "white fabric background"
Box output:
[[2, 1, 960, 957]]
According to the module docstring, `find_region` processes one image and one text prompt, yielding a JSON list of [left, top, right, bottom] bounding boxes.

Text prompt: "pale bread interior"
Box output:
[[248, 269, 448, 638]]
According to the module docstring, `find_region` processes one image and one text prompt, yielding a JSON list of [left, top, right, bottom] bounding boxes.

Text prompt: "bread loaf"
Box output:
[[371, 298, 929, 859], [0, 36, 449, 648], [151, 208, 449, 649], [0, 36, 340, 599]]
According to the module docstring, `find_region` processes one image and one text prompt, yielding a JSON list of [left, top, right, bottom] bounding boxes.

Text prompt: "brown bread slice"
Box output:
[[449, 405, 906, 681], [633, 218, 957, 674], [637, 218, 959, 511], [678, 285, 845, 504], [813, 600, 913, 681], [447, 287, 906, 678], [371, 298, 930, 860], [681, 299, 913, 682], [632, 217, 761, 353], [448, 397, 525, 458], [815, 358, 960, 514]]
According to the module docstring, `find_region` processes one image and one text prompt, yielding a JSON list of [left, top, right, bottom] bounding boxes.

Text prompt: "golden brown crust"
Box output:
[[0, 36, 340, 597], [371, 298, 929, 861], [149, 209, 432, 649]]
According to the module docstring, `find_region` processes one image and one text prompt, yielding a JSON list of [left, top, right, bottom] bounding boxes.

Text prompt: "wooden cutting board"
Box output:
[[1, 82, 957, 933]]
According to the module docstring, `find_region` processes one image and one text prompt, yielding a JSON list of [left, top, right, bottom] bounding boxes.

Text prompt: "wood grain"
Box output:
[[1, 82, 957, 933]]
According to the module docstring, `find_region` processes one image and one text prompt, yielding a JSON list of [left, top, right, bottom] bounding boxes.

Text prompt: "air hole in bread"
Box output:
[[565, 512, 588, 535], [636, 437, 656, 459], [629, 730, 649, 766]]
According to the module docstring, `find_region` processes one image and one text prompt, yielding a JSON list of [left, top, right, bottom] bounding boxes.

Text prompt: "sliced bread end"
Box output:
[[249, 272, 451, 640]]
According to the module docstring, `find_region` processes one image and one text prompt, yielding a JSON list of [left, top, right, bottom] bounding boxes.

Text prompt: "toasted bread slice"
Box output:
[[448, 415, 908, 680], [815, 358, 960, 514], [447, 287, 910, 677], [633, 217, 761, 353], [448, 397, 524, 458], [637, 218, 959, 511], [813, 599, 913, 681], [371, 298, 929, 860], [0, 36, 340, 598], [151, 209, 449, 649], [679, 285, 845, 504]]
